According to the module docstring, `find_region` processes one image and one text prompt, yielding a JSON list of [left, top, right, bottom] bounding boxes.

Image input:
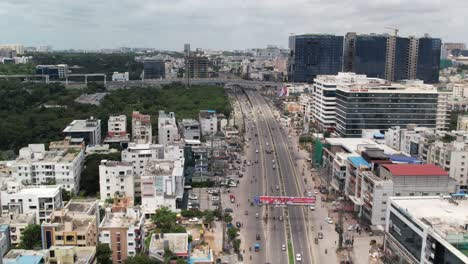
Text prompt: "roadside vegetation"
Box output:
[[0, 80, 231, 156]]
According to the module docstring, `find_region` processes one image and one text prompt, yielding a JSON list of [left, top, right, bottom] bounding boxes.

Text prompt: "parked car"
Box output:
[[236, 221, 242, 228], [225, 208, 233, 213], [318, 232, 323, 239], [256, 233, 260, 240], [325, 217, 333, 224], [189, 217, 199, 222]]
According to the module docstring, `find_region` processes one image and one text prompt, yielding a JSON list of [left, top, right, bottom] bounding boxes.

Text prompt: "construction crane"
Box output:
[[385, 27, 399, 37]]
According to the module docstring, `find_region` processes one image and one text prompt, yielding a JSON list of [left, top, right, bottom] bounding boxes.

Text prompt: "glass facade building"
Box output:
[[344, 34, 387, 79], [335, 89, 438, 137], [288, 34, 343, 83], [417, 38, 442, 84]]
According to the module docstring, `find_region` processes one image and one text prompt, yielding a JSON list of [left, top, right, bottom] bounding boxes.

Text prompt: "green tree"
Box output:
[[80, 152, 120, 196], [61, 188, 72, 202], [124, 254, 156, 264], [223, 213, 232, 223], [152, 207, 186, 233], [203, 210, 215, 227], [176, 259, 186, 264], [96, 243, 112, 264], [233, 238, 241, 253], [17, 224, 41, 249], [227, 227, 239, 241]]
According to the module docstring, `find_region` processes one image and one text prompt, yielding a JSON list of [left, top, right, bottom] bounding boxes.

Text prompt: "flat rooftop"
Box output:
[[150, 233, 188, 255], [0, 214, 34, 225], [63, 118, 100, 133], [3, 249, 47, 264], [180, 119, 200, 127], [11, 185, 60, 197], [100, 212, 141, 228], [325, 138, 399, 155], [65, 199, 97, 213], [382, 164, 448, 177], [391, 196, 468, 241]]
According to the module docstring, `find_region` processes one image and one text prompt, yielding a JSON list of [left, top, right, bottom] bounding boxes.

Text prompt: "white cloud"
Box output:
[[1, 0, 467, 49]]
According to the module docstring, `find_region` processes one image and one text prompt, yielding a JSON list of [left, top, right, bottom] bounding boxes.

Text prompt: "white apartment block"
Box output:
[[132, 111, 152, 144], [426, 136, 468, 190], [385, 125, 435, 155], [312, 72, 385, 131], [437, 91, 451, 131], [141, 159, 184, 216], [158, 111, 180, 145], [104, 115, 129, 143], [121, 143, 184, 198], [0, 44, 24, 54], [99, 160, 134, 202], [99, 207, 145, 263], [0, 183, 62, 223], [457, 115, 468, 131], [449, 82, 468, 98], [10, 141, 85, 192], [199, 110, 218, 136], [63, 117, 101, 146]]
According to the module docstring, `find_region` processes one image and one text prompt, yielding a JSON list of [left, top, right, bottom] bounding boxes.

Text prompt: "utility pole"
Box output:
[[337, 196, 345, 249]]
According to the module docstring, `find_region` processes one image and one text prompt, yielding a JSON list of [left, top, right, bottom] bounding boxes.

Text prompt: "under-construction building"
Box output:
[[186, 55, 209, 78], [343, 33, 441, 83]]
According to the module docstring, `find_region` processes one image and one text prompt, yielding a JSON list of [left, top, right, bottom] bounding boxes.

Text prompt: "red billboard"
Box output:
[[258, 196, 316, 206]]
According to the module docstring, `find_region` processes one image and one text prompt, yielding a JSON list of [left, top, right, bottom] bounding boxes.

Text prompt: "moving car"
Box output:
[[254, 243, 260, 252], [256, 233, 260, 240], [255, 149, 259, 153], [296, 253, 302, 262], [281, 244, 286, 251], [255, 212, 259, 218], [325, 217, 333, 224], [236, 221, 242, 228], [279, 215, 283, 221], [189, 217, 199, 222], [276, 185, 280, 190], [318, 232, 323, 239], [225, 208, 233, 213], [230, 195, 236, 203], [309, 205, 315, 211]]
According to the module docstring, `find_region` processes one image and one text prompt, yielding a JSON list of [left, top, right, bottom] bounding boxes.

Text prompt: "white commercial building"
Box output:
[[449, 82, 468, 99], [385, 125, 435, 155], [111, 72, 129, 82], [158, 111, 180, 145], [0, 183, 62, 223], [312, 72, 385, 131], [179, 119, 201, 140], [104, 115, 130, 144], [99, 160, 134, 202], [199, 110, 218, 136], [10, 140, 85, 192], [384, 196, 468, 264], [63, 117, 102, 146], [121, 143, 184, 198], [141, 159, 184, 216], [132, 111, 152, 144]]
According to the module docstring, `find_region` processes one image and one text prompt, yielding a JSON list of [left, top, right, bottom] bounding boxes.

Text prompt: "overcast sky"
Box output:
[[1, 0, 467, 50]]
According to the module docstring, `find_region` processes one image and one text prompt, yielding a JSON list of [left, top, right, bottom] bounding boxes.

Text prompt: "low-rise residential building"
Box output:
[[99, 208, 145, 263], [10, 141, 84, 192], [384, 196, 468, 264], [131, 111, 152, 144], [47, 246, 96, 264], [0, 213, 35, 247], [2, 249, 48, 264], [179, 119, 201, 140], [141, 159, 184, 216], [158, 111, 180, 145], [104, 115, 130, 144], [148, 233, 189, 262], [426, 135, 468, 190], [41, 199, 100, 249], [0, 183, 62, 223], [199, 110, 218, 136], [63, 117, 101, 146], [99, 160, 134, 202]]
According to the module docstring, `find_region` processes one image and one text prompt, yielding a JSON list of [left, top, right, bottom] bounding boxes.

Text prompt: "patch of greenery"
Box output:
[[80, 153, 121, 196], [191, 180, 216, 188], [288, 241, 294, 264], [0, 63, 35, 75], [152, 207, 187, 233], [17, 224, 41, 249]]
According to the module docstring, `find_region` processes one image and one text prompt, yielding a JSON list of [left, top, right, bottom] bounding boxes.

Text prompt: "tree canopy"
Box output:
[[96, 243, 112, 264], [80, 152, 121, 196], [17, 224, 41, 249]]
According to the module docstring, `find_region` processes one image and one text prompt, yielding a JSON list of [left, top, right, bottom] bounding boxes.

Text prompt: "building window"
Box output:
[[50, 250, 55, 257], [66, 236, 74, 242], [56, 236, 63, 240]]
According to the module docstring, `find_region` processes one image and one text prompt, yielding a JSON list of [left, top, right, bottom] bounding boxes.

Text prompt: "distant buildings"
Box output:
[[158, 111, 180, 145], [131, 111, 152, 144], [41, 199, 100, 249], [343, 33, 441, 83], [99, 208, 145, 263], [111, 72, 129, 81], [36, 64, 69, 79], [384, 196, 468, 264], [99, 160, 134, 202], [287, 34, 344, 83], [0, 44, 24, 55], [143, 59, 165, 79], [0, 183, 62, 223], [186, 55, 209, 78], [442, 42, 466, 58], [179, 119, 201, 140], [63, 117, 102, 146]]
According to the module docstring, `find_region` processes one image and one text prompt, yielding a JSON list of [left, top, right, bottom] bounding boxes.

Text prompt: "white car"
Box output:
[[296, 253, 302, 262], [325, 217, 333, 224], [255, 213, 259, 218], [309, 205, 315, 211], [211, 196, 220, 201], [189, 195, 198, 200], [189, 217, 199, 222], [314, 190, 319, 195], [281, 244, 286, 251], [255, 149, 259, 153]]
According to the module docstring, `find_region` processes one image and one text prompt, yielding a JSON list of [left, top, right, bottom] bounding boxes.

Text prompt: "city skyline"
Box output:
[[1, 0, 467, 50]]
